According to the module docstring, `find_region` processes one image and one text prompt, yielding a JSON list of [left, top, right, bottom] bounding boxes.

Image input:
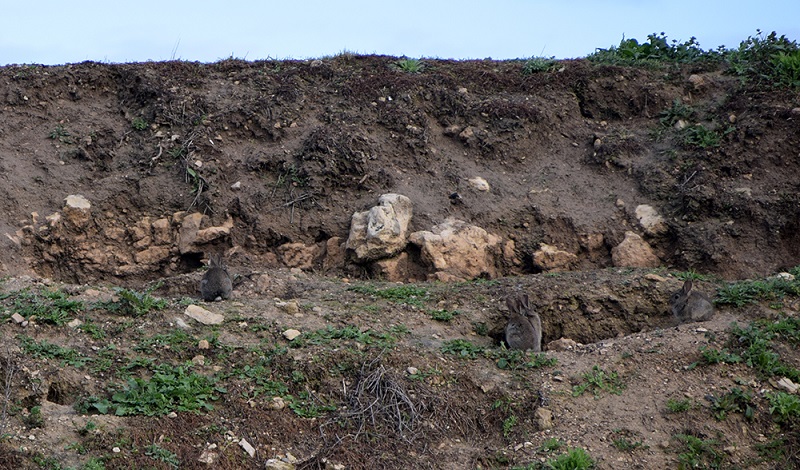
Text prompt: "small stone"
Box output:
[[11, 313, 25, 324], [547, 337, 577, 351], [265, 459, 295, 470], [406, 367, 419, 375], [467, 176, 490, 192], [775, 272, 796, 281], [695, 327, 708, 333], [239, 438, 256, 458], [198, 449, 217, 464], [112, 447, 121, 453], [231, 181, 242, 190], [282, 329, 302, 341], [168, 412, 178, 418], [185, 305, 224, 325], [191, 355, 205, 366], [67, 318, 83, 328], [268, 397, 286, 410], [535, 407, 553, 430], [198, 339, 210, 350], [644, 274, 667, 282], [615, 199, 625, 208]]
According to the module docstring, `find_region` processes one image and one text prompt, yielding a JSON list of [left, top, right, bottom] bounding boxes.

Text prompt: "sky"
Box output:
[[2, 1, 800, 66]]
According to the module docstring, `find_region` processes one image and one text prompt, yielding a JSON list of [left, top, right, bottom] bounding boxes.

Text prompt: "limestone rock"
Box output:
[[151, 218, 172, 245], [184, 305, 224, 325], [195, 216, 233, 245], [346, 193, 413, 262], [277, 242, 316, 270], [635, 204, 668, 237], [238, 438, 255, 458], [178, 213, 204, 254], [409, 218, 501, 282], [322, 236, 346, 272], [535, 407, 554, 430], [63, 195, 91, 228], [611, 231, 660, 268], [547, 337, 578, 351], [467, 176, 490, 192], [282, 329, 302, 341], [134, 245, 171, 265], [532, 244, 578, 272]]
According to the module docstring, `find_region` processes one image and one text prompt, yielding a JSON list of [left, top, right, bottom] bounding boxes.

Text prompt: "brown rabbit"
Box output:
[[200, 254, 233, 301], [670, 279, 714, 323], [504, 293, 542, 352]]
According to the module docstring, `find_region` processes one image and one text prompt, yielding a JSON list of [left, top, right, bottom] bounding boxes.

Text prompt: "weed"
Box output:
[[612, 436, 647, 452], [538, 437, 564, 453], [25, 405, 43, 428], [727, 30, 800, 87], [429, 308, 459, 322], [286, 390, 336, 418], [347, 284, 429, 307], [727, 321, 800, 382], [131, 117, 149, 131], [146, 443, 180, 468], [112, 284, 168, 316], [766, 391, 800, 424], [48, 125, 74, 143], [674, 433, 724, 469], [290, 324, 408, 349], [522, 56, 557, 74], [589, 32, 720, 66], [666, 398, 694, 413], [82, 363, 223, 416], [708, 387, 754, 421], [441, 339, 485, 359], [572, 365, 625, 397], [6, 288, 83, 326], [755, 437, 785, 462], [715, 275, 800, 307], [672, 269, 711, 282], [699, 346, 742, 365], [545, 447, 595, 470], [78, 320, 106, 340], [502, 414, 518, 438], [659, 99, 694, 128], [18, 335, 91, 368], [492, 349, 557, 370], [135, 330, 195, 353], [682, 124, 720, 149], [472, 321, 489, 336], [392, 58, 425, 73]]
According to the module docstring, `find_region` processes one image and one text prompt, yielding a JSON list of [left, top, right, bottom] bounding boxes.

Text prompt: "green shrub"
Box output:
[[522, 56, 557, 74]]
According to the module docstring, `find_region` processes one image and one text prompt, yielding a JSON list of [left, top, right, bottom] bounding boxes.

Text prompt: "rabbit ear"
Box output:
[[683, 279, 693, 294], [506, 295, 518, 312], [519, 293, 530, 311]]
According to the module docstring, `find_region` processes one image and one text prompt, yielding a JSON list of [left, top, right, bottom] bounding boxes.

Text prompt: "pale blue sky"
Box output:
[[2, 1, 799, 65]]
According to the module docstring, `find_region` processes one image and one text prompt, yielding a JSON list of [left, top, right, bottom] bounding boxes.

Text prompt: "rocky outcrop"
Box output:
[[634, 204, 668, 237], [409, 218, 501, 282], [346, 194, 413, 262], [532, 244, 578, 272]]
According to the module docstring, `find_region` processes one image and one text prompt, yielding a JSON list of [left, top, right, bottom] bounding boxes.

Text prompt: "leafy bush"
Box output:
[[727, 30, 800, 87], [112, 284, 168, 317], [589, 32, 721, 66], [545, 447, 595, 470], [522, 56, 557, 74], [572, 366, 625, 397]]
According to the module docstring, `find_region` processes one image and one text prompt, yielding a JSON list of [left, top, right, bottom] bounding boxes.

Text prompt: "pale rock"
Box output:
[[134, 246, 171, 265], [532, 244, 578, 272], [67, 318, 83, 328], [407, 367, 419, 375], [151, 218, 172, 245], [409, 218, 501, 281], [775, 272, 795, 281], [371, 252, 410, 282], [195, 216, 234, 245], [198, 448, 217, 465], [635, 204, 668, 236], [502, 239, 521, 266], [611, 232, 660, 268], [777, 377, 800, 394], [687, 74, 705, 90], [277, 300, 300, 314], [645, 273, 668, 282], [168, 412, 178, 418], [535, 407, 553, 430], [198, 339, 210, 350], [467, 176, 490, 192], [178, 212, 204, 254], [458, 126, 475, 143], [277, 242, 317, 270], [11, 313, 25, 324], [112, 447, 121, 453], [282, 329, 302, 341], [269, 396, 286, 410], [346, 193, 413, 262], [231, 181, 242, 190], [547, 337, 578, 351], [265, 459, 295, 470], [239, 438, 256, 458], [191, 355, 205, 366], [103, 226, 126, 242], [63, 195, 91, 228], [580, 233, 605, 252], [184, 305, 224, 325]]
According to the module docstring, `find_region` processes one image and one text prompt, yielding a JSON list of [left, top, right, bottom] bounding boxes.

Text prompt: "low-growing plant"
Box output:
[[81, 363, 223, 416], [544, 447, 595, 470], [18, 335, 91, 368], [48, 125, 74, 143], [766, 391, 800, 424], [286, 390, 336, 418], [727, 30, 800, 87], [659, 99, 694, 128], [716, 275, 800, 307], [131, 117, 149, 131], [588, 32, 720, 67], [666, 398, 694, 413], [347, 284, 429, 307], [145, 443, 180, 468], [440, 339, 485, 359], [612, 436, 647, 452], [429, 308, 459, 322], [492, 349, 558, 370], [7, 288, 84, 326], [682, 124, 720, 149], [708, 387, 754, 421], [112, 283, 168, 317], [674, 433, 724, 469], [392, 58, 425, 73], [289, 324, 409, 349], [699, 346, 742, 365], [522, 56, 557, 74], [572, 365, 625, 397]]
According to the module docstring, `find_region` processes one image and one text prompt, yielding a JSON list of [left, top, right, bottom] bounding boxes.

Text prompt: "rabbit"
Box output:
[[670, 279, 714, 323], [504, 293, 542, 352], [200, 253, 233, 301]]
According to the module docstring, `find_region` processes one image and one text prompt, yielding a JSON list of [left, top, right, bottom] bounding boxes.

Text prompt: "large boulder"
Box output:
[[611, 231, 660, 268], [346, 194, 413, 262], [634, 204, 668, 237], [409, 218, 501, 282]]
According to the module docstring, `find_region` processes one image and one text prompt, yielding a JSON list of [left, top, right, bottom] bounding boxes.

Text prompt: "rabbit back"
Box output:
[[504, 293, 542, 352], [200, 254, 233, 301]]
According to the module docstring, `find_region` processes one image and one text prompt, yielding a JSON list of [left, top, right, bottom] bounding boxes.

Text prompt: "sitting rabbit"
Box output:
[[670, 279, 714, 323], [504, 293, 542, 352], [200, 254, 233, 301]]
